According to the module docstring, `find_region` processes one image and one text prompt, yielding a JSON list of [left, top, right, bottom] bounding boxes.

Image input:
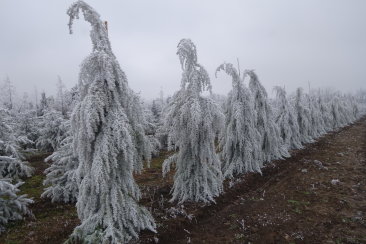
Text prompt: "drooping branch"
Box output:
[[177, 39, 211, 94], [67, 1, 111, 52]]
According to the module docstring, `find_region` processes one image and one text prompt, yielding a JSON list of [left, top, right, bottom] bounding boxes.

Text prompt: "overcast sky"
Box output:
[[0, 0, 365, 100]]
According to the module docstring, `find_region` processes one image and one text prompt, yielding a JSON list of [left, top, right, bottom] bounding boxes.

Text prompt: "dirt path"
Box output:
[[152, 117, 366, 244]]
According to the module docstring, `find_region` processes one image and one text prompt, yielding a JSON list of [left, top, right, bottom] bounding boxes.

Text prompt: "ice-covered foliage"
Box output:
[[151, 99, 163, 122], [162, 39, 224, 203], [356, 90, 366, 114], [36, 110, 68, 152], [124, 92, 153, 171], [67, 1, 155, 243], [18, 92, 33, 113], [210, 93, 227, 112], [143, 105, 161, 157], [155, 101, 170, 151], [0, 110, 33, 179], [290, 89, 364, 142], [216, 63, 261, 178], [338, 95, 355, 125], [247, 70, 289, 163], [40, 84, 80, 203], [317, 92, 333, 132], [42, 123, 78, 203], [307, 92, 326, 138], [56, 76, 67, 117], [64, 85, 80, 114], [0, 109, 33, 233], [273, 86, 302, 150], [54, 80, 80, 119], [149, 95, 170, 151], [13, 110, 39, 150], [330, 96, 346, 129], [148, 98, 166, 153], [349, 95, 361, 120], [1, 76, 15, 110], [37, 92, 48, 116], [0, 179, 33, 233], [1, 111, 34, 154], [294, 88, 314, 144], [156, 121, 169, 151]]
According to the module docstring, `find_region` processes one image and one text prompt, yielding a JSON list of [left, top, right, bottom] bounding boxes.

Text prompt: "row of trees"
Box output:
[[0, 109, 34, 233], [161, 40, 364, 206], [1, 1, 365, 242], [0, 76, 76, 117], [0, 76, 79, 233]]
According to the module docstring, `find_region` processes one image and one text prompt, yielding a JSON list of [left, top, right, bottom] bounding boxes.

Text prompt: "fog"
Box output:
[[0, 0, 365, 100]]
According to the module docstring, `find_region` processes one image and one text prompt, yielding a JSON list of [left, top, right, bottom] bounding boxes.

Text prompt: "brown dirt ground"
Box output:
[[142, 117, 366, 244], [1, 117, 365, 244]]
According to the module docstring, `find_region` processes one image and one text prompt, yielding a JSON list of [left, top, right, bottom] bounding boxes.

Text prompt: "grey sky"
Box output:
[[0, 0, 365, 100]]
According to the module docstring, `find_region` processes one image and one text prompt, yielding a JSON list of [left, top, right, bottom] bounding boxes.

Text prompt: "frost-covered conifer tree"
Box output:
[[216, 63, 261, 178], [356, 90, 366, 114], [0, 110, 33, 178], [18, 92, 32, 112], [155, 119, 169, 151], [42, 122, 78, 203], [13, 112, 36, 151], [36, 110, 68, 152], [330, 96, 344, 129], [0, 109, 33, 233], [210, 93, 227, 111], [246, 70, 289, 163], [273, 86, 302, 150], [317, 91, 333, 132], [143, 104, 161, 157], [37, 92, 48, 116], [349, 96, 360, 120], [67, 1, 155, 243], [294, 88, 314, 143], [1, 76, 15, 110], [124, 92, 153, 171], [65, 86, 80, 112], [151, 99, 163, 121], [0, 179, 33, 233], [338, 95, 354, 125], [162, 39, 224, 203], [56, 76, 67, 118], [308, 92, 326, 138]]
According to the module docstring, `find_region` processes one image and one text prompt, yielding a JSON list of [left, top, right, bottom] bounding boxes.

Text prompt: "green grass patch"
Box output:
[[149, 151, 173, 169], [19, 175, 45, 199]]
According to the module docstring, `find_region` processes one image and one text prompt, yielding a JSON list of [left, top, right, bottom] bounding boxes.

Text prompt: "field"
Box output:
[[1, 117, 365, 244]]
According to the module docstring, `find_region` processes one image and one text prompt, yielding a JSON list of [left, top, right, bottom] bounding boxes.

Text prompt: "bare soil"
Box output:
[[143, 117, 366, 244], [1, 117, 365, 244]]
